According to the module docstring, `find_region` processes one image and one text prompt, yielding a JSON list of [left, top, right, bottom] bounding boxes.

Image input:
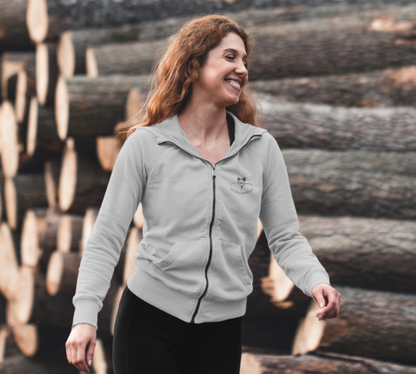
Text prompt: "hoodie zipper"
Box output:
[[190, 164, 216, 323], [158, 134, 262, 323]]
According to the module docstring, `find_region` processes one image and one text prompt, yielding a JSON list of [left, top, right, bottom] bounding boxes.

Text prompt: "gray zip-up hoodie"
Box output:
[[72, 111, 330, 329]]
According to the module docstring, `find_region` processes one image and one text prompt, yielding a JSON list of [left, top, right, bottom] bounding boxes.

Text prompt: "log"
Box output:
[[20, 208, 47, 268], [1, 52, 35, 103], [247, 66, 416, 109], [9, 267, 74, 328], [0, 222, 20, 300], [12, 324, 76, 361], [79, 4, 416, 80], [240, 352, 416, 374], [32, 100, 64, 153], [86, 39, 167, 77], [36, 42, 59, 106], [96, 136, 122, 172], [248, 5, 416, 80], [259, 214, 416, 308], [46, 251, 79, 296], [1, 352, 78, 374], [58, 3, 381, 76], [37, 0, 414, 35], [283, 149, 416, 220], [37, 206, 63, 272], [19, 96, 38, 157], [57, 18, 188, 76], [43, 158, 62, 208], [57, 213, 84, 253], [0, 101, 19, 178], [298, 215, 416, 294], [0, 325, 12, 366], [55, 74, 151, 140], [58, 139, 111, 214], [0, 0, 34, 51], [292, 285, 416, 365], [4, 173, 47, 230], [254, 92, 416, 152]]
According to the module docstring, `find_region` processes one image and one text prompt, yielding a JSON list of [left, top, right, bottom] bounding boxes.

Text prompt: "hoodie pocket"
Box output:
[[207, 239, 253, 301], [146, 238, 209, 296]]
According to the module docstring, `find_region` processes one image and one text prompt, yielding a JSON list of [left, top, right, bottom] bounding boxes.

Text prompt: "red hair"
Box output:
[[117, 14, 261, 142]]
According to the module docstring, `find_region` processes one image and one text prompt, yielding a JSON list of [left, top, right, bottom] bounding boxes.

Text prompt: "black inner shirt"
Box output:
[[226, 112, 235, 146]]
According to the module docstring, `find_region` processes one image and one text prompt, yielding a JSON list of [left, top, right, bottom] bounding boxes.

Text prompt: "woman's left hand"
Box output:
[[311, 283, 341, 321]]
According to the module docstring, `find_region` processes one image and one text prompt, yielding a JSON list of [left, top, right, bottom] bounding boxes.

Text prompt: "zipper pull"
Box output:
[[212, 165, 216, 178]]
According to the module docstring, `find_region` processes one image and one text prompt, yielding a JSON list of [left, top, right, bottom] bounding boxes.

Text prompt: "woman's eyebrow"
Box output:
[[223, 48, 247, 59]]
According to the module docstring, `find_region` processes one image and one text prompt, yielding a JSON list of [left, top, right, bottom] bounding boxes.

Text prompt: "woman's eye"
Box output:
[[226, 55, 234, 60]]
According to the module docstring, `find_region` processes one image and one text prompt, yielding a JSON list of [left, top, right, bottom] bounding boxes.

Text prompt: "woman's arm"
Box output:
[[259, 133, 331, 300], [71, 128, 149, 330]]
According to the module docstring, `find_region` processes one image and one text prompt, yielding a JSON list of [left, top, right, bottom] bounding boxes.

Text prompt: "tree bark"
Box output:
[[46, 251, 80, 296], [56, 2, 405, 76], [58, 139, 111, 214], [1, 52, 35, 103], [86, 40, 167, 77], [248, 66, 416, 109], [55, 74, 151, 140], [240, 351, 416, 374], [77, 4, 416, 80], [298, 215, 416, 294], [254, 92, 416, 152], [248, 4, 416, 80], [4, 173, 47, 230], [293, 285, 416, 365], [283, 149, 416, 220], [0, 0, 34, 51], [36, 42, 59, 106]]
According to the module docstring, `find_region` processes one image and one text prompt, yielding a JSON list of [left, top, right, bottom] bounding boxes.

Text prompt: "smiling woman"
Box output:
[[65, 13, 339, 374]]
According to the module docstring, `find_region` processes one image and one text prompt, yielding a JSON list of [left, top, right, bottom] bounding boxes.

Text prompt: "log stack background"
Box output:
[[1, 0, 416, 373]]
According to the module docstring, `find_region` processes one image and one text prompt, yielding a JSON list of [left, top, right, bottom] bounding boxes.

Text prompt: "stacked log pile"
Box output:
[[1, 0, 416, 373]]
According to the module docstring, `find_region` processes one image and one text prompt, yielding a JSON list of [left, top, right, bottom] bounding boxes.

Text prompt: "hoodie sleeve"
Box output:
[[71, 128, 149, 330], [259, 132, 330, 301]]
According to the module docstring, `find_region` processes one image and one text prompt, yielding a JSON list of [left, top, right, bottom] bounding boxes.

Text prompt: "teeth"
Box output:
[[226, 80, 240, 88]]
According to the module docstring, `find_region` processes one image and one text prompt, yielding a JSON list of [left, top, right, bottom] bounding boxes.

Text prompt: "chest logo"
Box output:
[[230, 176, 253, 194]]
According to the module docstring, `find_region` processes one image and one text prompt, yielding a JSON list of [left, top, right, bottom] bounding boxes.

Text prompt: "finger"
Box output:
[[86, 338, 96, 369], [315, 289, 327, 309], [65, 340, 72, 365], [76, 342, 89, 373]]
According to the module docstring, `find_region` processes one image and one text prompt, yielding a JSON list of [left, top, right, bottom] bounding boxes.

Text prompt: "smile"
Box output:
[[224, 79, 241, 91]]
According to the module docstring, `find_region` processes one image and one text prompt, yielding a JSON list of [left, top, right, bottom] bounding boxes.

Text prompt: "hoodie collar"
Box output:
[[148, 111, 267, 164]]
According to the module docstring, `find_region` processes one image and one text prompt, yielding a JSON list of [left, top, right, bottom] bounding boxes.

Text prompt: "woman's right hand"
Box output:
[[66, 323, 97, 373]]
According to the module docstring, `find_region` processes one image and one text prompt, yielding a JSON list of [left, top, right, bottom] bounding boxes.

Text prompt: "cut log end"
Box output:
[[46, 252, 63, 296], [58, 139, 77, 212], [57, 31, 75, 78], [55, 76, 69, 141], [292, 301, 326, 355], [86, 48, 98, 78], [21, 209, 42, 267], [12, 324, 38, 357], [15, 71, 27, 124], [26, 0, 48, 43], [36, 43, 49, 106]]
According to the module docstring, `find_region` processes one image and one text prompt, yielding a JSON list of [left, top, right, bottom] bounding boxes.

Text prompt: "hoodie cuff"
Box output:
[[72, 300, 101, 330], [306, 271, 331, 301]]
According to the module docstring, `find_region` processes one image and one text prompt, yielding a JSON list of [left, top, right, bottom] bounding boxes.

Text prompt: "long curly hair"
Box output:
[[117, 14, 260, 142]]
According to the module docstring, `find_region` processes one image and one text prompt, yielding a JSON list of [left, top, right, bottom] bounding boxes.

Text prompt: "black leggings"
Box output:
[[112, 285, 243, 374]]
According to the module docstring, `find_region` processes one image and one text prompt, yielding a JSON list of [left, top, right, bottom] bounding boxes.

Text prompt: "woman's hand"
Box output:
[[65, 323, 97, 373], [311, 283, 341, 321]]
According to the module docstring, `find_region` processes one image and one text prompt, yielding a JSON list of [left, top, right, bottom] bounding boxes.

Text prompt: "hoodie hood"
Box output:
[[142, 111, 268, 163]]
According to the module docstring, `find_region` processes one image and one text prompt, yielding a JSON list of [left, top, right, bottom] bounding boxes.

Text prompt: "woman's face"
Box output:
[[194, 32, 248, 108]]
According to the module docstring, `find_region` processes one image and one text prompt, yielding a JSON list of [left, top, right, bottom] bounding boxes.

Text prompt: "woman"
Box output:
[[66, 14, 341, 374]]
